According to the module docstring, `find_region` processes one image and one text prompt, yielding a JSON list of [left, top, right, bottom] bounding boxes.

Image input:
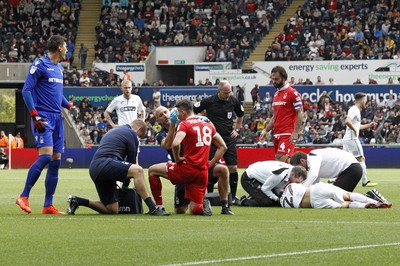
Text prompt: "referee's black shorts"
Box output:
[[210, 137, 237, 166]]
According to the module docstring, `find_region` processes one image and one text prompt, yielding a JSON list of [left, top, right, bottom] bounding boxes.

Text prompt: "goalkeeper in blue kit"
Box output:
[[16, 35, 74, 214]]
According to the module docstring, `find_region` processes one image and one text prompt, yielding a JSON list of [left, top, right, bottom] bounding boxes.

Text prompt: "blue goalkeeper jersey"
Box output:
[[22, 55, 69, 113]]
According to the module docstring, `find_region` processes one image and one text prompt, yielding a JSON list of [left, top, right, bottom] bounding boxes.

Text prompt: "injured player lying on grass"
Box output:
[[280, 167, 392, 209]]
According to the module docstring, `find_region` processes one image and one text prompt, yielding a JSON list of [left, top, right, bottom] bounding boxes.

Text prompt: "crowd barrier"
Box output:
[[4, 146, 400, 169]]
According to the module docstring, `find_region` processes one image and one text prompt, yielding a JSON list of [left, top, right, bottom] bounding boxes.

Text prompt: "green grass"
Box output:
[[1, 168, 400, 265]]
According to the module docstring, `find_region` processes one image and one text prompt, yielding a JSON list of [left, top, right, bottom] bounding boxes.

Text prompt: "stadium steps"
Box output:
[[73, 0, 101, 70], [243, 102, 254, 117], [242, 0, 303, 70]]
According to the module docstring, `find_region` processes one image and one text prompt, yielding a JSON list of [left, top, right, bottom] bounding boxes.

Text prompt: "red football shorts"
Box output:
[[167, 161, 208, 204], [274, 135, 295, 157]]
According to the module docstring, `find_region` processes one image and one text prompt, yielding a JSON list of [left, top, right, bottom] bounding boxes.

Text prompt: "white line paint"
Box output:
[[162, 242, 400, 266], [1, 216, 400, 225]]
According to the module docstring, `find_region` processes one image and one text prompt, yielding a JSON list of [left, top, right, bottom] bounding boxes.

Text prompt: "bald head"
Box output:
[[154, 106, 170, 127], [217, 80, 232, 101]]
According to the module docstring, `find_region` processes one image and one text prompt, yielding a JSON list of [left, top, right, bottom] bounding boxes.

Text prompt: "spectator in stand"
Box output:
[[303, 78, 313, 85], [70, 74, 79, 86], [250, 84, 259, 105], [315, 76, 325, 85], [78, 43, 88, 69], [262, 92, 272, 114], [237, 124, 254, 144], [79, 72, 90, 87], [0, 147, 9, 169], [121, 69, 131, 82], [369, 78, 378, 84], [235, 85, 245, 105], [377, 96, 387, 109], [152, 88, 161, 108], [11, 132, 24, 149], [0, 131, 9, 148]]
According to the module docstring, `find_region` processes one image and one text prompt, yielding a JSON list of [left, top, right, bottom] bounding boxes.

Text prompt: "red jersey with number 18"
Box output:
[[177, 116, 218, 170], [272, 84, 302, 136]]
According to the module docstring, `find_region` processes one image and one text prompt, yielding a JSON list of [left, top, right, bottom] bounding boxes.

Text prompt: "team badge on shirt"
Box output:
[[30, 66, 37, 74], [227, 112, 232, 119]]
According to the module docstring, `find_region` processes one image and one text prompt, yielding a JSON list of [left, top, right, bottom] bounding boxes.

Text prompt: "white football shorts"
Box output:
[[343, 138, 364, 158], [310, 182, 345, 208]]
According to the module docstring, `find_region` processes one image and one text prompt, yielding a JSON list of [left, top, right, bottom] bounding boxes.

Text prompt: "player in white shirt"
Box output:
[[240, 161, 306, 206], [280, 182, 390, 209], [104, 80, 146, 127], [290, 148, 362, 192], [280, 173, 391, 209], [343, 92, 377, 187]]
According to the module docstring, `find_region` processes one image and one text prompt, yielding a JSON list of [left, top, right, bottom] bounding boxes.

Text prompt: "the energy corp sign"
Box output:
[[253, 60, 400, 85]]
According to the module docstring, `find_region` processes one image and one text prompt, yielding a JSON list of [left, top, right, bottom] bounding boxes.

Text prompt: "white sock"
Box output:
[[360, 161, 368, 184], [349, 202, 366, 208], [350, 193, 378, 204]]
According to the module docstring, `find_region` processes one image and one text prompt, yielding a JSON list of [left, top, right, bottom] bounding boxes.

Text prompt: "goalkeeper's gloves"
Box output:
[[30, 109, 47, 133], [169, 108, 179, 125]]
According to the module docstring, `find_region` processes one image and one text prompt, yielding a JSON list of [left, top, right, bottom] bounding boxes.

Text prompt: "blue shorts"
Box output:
[[33, 111, 64, 153], [89, 158, 132, 206]]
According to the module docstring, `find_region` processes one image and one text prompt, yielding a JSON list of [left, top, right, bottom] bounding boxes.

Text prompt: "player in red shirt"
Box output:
[[148, 99, 227, 216], [260, 66, 303, 163]]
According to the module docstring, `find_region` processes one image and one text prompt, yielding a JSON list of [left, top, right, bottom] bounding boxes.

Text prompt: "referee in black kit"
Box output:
[[193, 80, 244, 204]]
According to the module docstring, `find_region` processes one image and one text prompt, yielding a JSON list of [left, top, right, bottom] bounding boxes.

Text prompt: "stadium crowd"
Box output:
[[0, 0, 287, 69], [93, 0, 286, 68], [265, 0, 400, 61], [0, 0, 81, 64]]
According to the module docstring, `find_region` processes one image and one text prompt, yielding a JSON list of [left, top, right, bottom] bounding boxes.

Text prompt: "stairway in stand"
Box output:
[[73, 0, 101, 70], [241, 0, 303, 70]]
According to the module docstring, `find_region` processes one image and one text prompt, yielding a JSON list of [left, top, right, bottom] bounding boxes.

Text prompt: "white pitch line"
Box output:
[[1, 216, 400, 226], [162, 242, 400, 266]]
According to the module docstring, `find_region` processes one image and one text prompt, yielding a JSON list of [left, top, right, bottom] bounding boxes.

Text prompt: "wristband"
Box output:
[[29, 109, 39, 117]]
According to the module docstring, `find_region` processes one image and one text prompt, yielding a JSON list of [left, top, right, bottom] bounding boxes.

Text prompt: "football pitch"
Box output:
[[1, 168, 399, 265]]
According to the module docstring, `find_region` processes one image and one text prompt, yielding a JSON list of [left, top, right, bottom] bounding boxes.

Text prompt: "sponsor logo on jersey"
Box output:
[[47, 68, 54, 71], [48, 78, 63, 84], [272, 101, 287, 106], [119, 106, 137, 112]]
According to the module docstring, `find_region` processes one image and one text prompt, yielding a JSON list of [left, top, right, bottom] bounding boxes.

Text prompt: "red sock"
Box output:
[[191, 204, 203, 215], [149, 175, 163, 205]]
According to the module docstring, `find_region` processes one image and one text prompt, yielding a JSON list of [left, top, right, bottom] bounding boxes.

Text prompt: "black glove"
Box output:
[[30, 109, 46, 133]]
